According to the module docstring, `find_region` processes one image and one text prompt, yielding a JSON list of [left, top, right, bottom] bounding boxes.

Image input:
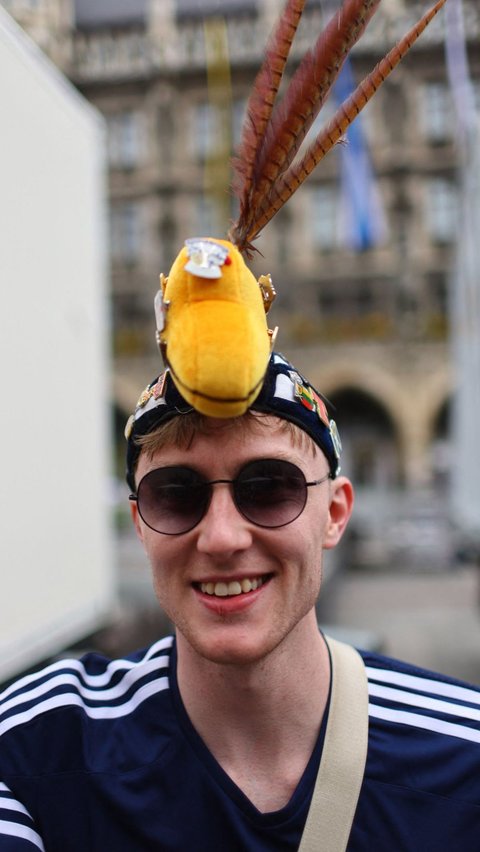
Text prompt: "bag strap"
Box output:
[[298, 636, 369, 852]]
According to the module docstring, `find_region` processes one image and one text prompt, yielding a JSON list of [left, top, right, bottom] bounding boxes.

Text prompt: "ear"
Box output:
[[130, 500, 145, 545], [323, 476, 354, 550]]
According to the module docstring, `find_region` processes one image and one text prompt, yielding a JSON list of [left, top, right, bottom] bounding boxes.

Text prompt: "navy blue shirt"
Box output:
[[1, 635, 480, 850]]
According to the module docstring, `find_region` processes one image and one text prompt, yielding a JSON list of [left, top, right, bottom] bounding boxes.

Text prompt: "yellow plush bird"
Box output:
[[155, 238, 276, 418]]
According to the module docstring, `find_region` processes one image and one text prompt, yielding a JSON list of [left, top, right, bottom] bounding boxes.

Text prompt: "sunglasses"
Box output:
[[130, 458, 332, 535]]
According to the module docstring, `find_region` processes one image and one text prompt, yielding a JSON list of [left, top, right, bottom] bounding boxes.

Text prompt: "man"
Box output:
[[1, 0, 463, 840], [1, 351, 480, 851]]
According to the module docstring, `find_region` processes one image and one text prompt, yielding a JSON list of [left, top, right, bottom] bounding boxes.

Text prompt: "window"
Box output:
[[110, 203, 142, 263], [319, 282, 382, 319], [474, 80, 480, 113], [232, 98, 247, 148], [176, 0, 257, 18], [107, 112, 145, 170], [311, 185, 340, 251], [425, 179, 458, 244], [113, 293, 147, 327], [157, 105, 173, 167], [421, 82, 452, 144], [193, 195, 222, 238], [426, 272, 448, 320], [191, 102, 219, 160]]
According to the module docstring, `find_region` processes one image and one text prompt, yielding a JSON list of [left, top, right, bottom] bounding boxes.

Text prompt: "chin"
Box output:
[[201, 644, 268, 668], [178, 625, 292, 669]]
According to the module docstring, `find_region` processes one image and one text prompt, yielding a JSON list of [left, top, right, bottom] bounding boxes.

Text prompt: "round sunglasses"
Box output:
[[129, 458, 332, 535]]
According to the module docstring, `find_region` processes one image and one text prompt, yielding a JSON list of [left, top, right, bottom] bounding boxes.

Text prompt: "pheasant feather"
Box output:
[[231, 0, 306, 218], [230, 0, 382, 252], [245, 0, 448, 243], [229, 0, 448, 257]]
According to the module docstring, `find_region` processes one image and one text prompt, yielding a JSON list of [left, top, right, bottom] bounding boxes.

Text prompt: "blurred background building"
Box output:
[[2, 0, 479, 580]]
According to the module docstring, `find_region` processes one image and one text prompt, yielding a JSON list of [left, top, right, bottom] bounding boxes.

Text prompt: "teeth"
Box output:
[[200, 577, 264, 597]]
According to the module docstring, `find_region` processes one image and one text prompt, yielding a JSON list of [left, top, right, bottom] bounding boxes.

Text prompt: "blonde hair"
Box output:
[[135, 410, 319, 468]]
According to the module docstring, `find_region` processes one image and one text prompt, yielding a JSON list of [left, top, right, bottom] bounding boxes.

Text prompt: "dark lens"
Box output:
[[234, 459, 307, 528], [137, 466, 209, 534]]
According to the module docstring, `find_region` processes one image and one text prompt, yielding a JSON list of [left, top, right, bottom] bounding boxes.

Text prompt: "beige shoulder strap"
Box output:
[[298, 636, 369, 852]]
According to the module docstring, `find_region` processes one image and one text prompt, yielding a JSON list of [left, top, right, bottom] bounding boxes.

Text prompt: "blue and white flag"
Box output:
[[334, 58, 387, 251]]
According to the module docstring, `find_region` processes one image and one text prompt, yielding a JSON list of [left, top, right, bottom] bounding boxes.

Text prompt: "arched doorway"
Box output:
[[328, 387, 401, 489]]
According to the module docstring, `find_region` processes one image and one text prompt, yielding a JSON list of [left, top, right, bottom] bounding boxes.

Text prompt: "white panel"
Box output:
[[0, 9, 114, 681]]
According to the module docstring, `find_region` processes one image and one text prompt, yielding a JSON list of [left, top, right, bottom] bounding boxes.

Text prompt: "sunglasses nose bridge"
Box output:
[[195, 479, 255, 553], [201, 478, 240, 521], [207, 478, 234, 488]]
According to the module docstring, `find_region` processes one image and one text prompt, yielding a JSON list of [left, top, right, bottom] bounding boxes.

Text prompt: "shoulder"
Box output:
[[361, 648, 480, 744], [0, 635, 175, 777], [358, 648, 480, 802], [340, 649, 480, 847]]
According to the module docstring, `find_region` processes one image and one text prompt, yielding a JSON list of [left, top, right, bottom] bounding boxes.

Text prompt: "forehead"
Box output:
[[135, 413, 323, 480], [142, 411, 318, 453]]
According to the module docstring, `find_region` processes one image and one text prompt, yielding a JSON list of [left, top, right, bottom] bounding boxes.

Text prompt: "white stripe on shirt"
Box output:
[[1, 655, 170, 717], [0, 636, 174, 702], [369, 682, 480, 722], [0, 676, 169, 738], [0, 795, 30, 818], [0, 819, 45, 851], [365, 665, 480, 705], [369, 701, 480, 744]]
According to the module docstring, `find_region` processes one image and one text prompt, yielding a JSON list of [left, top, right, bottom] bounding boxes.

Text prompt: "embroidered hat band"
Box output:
[[125, 352, 341, 492]]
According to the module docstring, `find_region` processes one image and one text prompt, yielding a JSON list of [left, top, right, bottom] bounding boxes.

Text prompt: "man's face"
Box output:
[[131, 417, 353, 668]]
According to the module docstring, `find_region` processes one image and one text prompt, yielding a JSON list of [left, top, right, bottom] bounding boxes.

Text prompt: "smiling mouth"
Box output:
[[197, 576, 270, 598]]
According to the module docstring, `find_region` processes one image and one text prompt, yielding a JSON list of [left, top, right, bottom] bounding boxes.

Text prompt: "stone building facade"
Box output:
[[3, 0, 480, 564]]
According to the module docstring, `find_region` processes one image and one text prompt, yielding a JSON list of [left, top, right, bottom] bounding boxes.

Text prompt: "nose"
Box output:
[[196, 481, 253, 557]]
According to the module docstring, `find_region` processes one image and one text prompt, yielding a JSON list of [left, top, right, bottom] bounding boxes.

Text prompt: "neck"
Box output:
[[176, 612, 330, 811]]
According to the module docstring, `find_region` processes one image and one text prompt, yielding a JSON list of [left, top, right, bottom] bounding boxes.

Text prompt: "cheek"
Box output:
[[146, 544, 180, 616], [143, 534, 187, 590], [144, 534, 171, 575], [278, 526, 324, 583], [299, 501, 330, 553], [139, 531, 170, 585], [295, 508, 329, 582]]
